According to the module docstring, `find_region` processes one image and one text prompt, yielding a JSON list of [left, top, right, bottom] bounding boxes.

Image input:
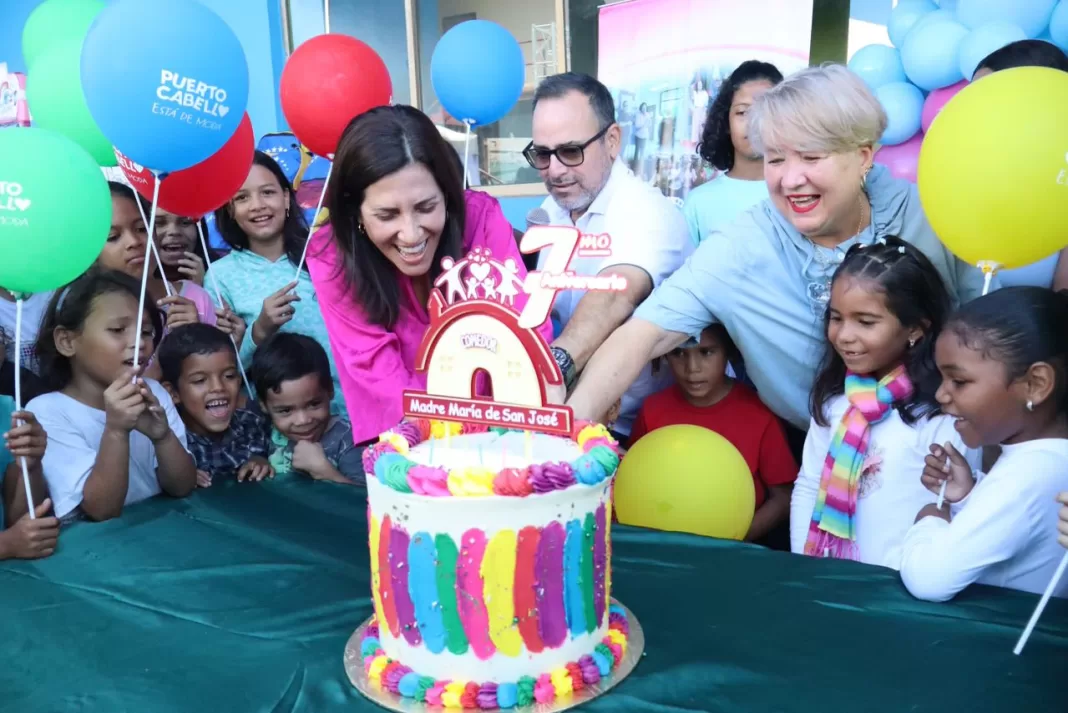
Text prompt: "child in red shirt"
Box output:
[[628, 325, 797, 544]]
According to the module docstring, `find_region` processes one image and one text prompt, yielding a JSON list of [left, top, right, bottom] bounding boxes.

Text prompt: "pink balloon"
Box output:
[[875, 132, 923, 183], [921, 80, 968, 133]]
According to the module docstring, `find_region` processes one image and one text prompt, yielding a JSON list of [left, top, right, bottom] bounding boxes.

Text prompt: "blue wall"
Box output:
[[2, 0, 284, 138]]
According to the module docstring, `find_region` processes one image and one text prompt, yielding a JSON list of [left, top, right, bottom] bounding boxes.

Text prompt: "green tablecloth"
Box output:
[[2, 475, 1065, 713]]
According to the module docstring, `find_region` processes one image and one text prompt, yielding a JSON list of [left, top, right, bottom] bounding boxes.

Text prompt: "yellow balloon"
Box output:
[[918, 67, 1068, 270], [614, 425, 754, 540]]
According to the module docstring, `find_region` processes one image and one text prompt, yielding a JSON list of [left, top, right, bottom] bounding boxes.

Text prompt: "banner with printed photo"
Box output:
[[599, 0, 812, 202], [0, 63, 30, 128]]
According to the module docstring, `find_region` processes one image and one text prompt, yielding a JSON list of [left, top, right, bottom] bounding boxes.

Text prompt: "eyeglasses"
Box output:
[[522, 124, 613, 170]]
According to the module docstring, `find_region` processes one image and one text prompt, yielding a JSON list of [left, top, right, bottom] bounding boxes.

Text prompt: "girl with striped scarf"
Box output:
[[790, 237, 979, 567]]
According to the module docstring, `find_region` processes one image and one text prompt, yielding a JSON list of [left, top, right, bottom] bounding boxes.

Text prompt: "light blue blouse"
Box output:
[[634, 165, 991, 430], [682, 174, 769, 246]]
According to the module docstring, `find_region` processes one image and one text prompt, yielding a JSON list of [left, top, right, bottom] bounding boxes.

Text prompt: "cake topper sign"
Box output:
[[402, 225, 627, 436]]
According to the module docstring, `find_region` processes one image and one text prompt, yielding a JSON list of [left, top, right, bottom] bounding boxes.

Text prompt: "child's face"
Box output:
[[934, 332, 1025, 448], [154, 210, 198, 267], [262, 374, 331, 442], [170, 349, 241, 436], [828, 276, 919, 377], [665, 330, 729, 405], [61, 292, 155, 386], [230, 165, 289, 245], [99, 196, 149, 278]]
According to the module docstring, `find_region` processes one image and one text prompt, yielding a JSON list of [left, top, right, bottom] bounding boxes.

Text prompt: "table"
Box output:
[[2, 475, 1065, 713]]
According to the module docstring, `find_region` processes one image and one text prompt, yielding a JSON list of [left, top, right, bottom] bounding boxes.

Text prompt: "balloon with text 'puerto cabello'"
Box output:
[[0, 129, 110, 294], [25, 40, 116, 167], [21, 0, 104, 70], [80, 0, 249, 173], [117, 113, 254, 218], [918, 67, 1068, 269], [280, 35, 392, 158], [431, 20, 525, 127]]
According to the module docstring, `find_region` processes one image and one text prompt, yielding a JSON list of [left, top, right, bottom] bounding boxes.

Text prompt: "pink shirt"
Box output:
[[307, 190, 552, 444], [179, 280, 217, 326]]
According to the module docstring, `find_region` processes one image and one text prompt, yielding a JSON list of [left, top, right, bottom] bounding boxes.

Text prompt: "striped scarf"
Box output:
[[804, 365, 913, 560]]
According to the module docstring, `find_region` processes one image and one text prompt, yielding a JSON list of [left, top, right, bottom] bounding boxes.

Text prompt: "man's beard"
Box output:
[[548, 182, 597, 213]]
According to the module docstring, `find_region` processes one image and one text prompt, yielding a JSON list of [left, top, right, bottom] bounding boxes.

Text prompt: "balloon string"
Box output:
[[977, 260, 999, 297], [197, 221, 253, 400], [13, 297, 35, 520], [1014, 551, 1068, 655], [294, 159, 334, 280], [133, 175, 162, 374], [462, 120, 473, 190], [134, 193, 173, 298]]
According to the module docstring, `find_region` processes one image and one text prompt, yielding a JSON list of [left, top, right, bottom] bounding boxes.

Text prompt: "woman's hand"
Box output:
[[4, 411, 46, 470], [158, 294, 201, 330], [178, 251, 206, 286], [215, 301, 246, 346], [132, 381, 171, 442], [104, 370, 146, 432], [920, 443, 975, 504], [252, 281, 300, 344]]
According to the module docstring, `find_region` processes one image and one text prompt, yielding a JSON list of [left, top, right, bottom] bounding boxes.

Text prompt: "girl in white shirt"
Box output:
[[792, 238, 977, 567], [27, 270, 196, 523], [901, 287, 1068, 600]]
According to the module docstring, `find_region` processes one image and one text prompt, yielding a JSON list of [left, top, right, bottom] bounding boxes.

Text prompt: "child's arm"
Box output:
[[80, 375, 144, 521], [2, 410, 50, 525], [746, 417, 798, 543], [292, 440, 351, 484], [0, 492, 58, 560], [789, 419, 828, 553], [136, 382, 196, 498]]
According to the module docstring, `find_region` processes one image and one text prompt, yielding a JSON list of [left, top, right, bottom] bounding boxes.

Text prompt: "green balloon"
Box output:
[[21, 0, 105, 70], [0, 128, 111, 294], [25, 40, 116, 167]]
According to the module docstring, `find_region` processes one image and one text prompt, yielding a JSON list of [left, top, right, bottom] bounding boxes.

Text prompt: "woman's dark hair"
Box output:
[[698, 60, 783, 171], [249, 332, 333, 403], [213, 151, 309, 270], [324, 105, 466, 328], [944, 287, 1068, 413], [975, 39, 1068, 77], [35, 269, 164, 393], [810, 236, 950, 427]]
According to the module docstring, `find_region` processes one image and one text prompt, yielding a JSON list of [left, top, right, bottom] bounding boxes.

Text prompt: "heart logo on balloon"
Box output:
[[218, 105, 229, 118], [14, 198, 31, 211]]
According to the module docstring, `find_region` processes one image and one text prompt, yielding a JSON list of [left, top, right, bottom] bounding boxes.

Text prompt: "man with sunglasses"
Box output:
[[528, 73, 691, 439]]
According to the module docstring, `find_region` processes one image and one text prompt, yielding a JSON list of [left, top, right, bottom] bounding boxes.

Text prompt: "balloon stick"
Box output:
[[1014, 551, 1068, 655], [294, 158, 334, 279], [977, 260, 999, 297], [134, 192, 173, 298], [462, 120, 473, 190], [196, 222, 253, 400], [132, 174, 162, 374], [13, 297, 35, 519]]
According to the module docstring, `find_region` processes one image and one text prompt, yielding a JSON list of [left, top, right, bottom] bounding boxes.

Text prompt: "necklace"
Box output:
[[805, 193, 871, 308]]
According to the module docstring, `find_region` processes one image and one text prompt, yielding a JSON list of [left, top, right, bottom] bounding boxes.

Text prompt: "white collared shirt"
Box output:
[[541, 160, 693, 435], [900, 439, 1068, 602]]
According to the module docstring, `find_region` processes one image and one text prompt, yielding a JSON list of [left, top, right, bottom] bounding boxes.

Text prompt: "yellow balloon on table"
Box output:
[[614, 425, 754, 540], [918, 67, 1068, 270]]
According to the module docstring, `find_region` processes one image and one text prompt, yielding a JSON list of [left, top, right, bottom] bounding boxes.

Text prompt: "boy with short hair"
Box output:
[[158, 324, 272, 486], [629, 324, 797, 545], [250, 333, 364, 487]]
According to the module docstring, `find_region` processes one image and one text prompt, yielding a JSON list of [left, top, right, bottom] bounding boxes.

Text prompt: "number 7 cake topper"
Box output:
[[402, 226, 628, 436]]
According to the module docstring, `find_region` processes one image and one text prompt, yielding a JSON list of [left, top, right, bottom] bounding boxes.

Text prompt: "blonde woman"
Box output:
[[565, 64, 989, 450]]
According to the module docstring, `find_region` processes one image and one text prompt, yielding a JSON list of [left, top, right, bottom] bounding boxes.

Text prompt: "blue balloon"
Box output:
[[849, 44, 908, 88], [956, 0, 1056, 38], [902, 18, 969, 89], [1050, 1, 1068, 51], [889, 0, 939, 48], [81, 0, 249, 173], [431, 20, 525, 127], [958, 22, 1028, 78], [875, 82, 925, 145]]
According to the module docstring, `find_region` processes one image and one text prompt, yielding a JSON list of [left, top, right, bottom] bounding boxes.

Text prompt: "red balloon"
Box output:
[[280, 34, 392, 157], [116, 113, 255, 217]]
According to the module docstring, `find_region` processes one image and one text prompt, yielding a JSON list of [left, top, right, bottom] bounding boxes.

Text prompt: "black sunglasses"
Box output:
[[522, 124, 613, 170]]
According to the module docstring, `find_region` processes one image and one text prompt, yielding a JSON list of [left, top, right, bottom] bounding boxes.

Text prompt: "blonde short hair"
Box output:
[[747, 64, 888, 155]]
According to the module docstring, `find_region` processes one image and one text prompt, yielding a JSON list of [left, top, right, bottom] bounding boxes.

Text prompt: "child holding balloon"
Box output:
[[0, 395, 58, 559], [900, 287, 1068, 601], [791, 237, 978, 567], [27, 270, 196, 523]]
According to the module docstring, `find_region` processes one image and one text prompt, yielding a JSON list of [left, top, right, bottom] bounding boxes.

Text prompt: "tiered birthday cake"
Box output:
[[350, 239, 637, 709], [359, 422, 627, 708]]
